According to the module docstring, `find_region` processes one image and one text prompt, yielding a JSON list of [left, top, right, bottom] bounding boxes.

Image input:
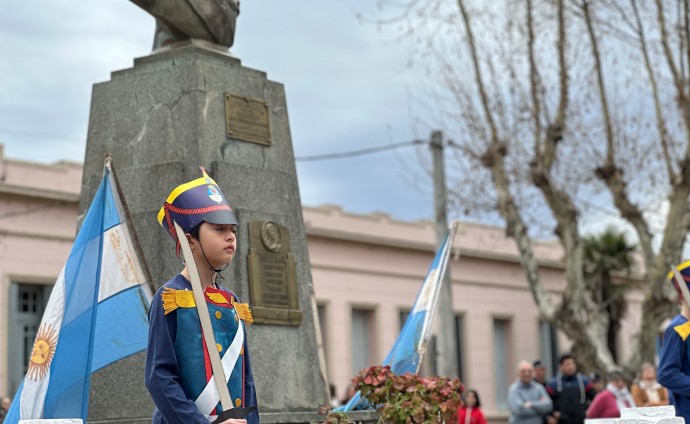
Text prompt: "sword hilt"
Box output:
[[212, 406, 257, 423]]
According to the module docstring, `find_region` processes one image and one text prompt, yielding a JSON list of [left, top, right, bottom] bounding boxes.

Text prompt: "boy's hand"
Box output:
[[219, 419, 247, 424]]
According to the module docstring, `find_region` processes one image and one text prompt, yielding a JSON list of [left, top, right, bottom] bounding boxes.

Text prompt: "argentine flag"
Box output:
[[5, 162, 152, 423], [337, 223, 458, 411]]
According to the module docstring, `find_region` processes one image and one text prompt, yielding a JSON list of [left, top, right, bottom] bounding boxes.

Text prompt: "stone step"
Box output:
[[19, 420, 83, 424], [621, 406, 677, 419], [585, 406, 684, 424]]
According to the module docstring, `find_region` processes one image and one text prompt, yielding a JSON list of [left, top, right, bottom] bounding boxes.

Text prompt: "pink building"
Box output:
[[0, 148, 645, 419], [0, 146, 82, 399]]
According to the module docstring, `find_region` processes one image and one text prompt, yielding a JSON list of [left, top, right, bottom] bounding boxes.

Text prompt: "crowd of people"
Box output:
[[479, 260, 689, 424], [488, 354, 670, 424], [326, 353, 671, 423]]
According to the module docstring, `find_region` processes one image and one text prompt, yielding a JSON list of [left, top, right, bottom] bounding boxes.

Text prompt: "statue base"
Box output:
[[81, 45, 329, 421]]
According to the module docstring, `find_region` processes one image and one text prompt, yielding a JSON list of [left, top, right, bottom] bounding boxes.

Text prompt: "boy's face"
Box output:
[[190, 222, 237, 268]]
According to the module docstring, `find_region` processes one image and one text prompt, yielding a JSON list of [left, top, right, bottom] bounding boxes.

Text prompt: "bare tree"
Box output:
[[366, 0, 690, 373]]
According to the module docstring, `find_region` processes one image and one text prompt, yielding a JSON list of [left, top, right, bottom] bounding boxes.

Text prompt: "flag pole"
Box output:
[[106, 157, 156, 295], [336, 222, 460, 411], [80, 160, 111, 420], [415, 221, 459, 374]]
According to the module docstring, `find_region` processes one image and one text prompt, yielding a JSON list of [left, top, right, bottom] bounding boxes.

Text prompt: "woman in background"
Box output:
[[630, 363, 668, 407], [586, 371, 635, 419]]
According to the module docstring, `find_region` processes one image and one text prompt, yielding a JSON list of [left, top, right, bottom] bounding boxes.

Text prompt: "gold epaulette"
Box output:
[[674, 321, 690, 341], [161, 287, 253, 324], [232, 300, 254, 325], [161, 287, 196, 315]]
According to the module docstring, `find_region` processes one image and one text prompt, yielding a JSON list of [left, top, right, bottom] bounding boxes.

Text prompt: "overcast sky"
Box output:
[[1, 0, 441, 221]]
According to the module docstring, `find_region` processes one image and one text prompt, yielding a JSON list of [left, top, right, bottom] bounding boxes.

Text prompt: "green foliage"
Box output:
[[583, 228, 636, 281], [582, 227, 636, 363], [353, 365, 463, 423]]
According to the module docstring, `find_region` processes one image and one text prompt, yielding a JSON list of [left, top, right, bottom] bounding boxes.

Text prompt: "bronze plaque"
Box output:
[[247, 221, 302, 325], [224, 93, 271, 146]]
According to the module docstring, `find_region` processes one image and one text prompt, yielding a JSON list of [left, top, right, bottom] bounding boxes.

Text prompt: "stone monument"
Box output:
[[77, 14, 379, 422]]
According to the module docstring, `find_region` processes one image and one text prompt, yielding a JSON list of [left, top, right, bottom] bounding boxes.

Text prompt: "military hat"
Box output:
[[158, 168, 237, 256]]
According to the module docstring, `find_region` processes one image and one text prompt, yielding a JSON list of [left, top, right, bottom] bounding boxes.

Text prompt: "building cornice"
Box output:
[[0, 183, 80, 202], [305, 226, 567, 270], [0, 228, 75, 242]]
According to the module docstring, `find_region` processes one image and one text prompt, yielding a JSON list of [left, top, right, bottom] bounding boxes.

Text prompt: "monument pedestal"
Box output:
[[81, 44, 333, 422]]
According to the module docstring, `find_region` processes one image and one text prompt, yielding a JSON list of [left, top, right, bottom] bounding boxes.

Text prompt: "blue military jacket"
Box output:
[[659, 314, 690, 423], [145, 274, 259, 424]]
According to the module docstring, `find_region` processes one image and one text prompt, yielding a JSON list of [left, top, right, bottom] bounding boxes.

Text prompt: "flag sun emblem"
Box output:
[[27, 323, 58, 381], [207, 185, 222, 203]]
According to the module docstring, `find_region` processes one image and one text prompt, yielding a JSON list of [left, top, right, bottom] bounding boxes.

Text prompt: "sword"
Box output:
[[173, 221, 256, 422], [672, 266, 690, 312]]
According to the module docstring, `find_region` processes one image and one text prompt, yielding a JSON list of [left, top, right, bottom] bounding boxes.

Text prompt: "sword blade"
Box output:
[[173, 221, 234, 411]]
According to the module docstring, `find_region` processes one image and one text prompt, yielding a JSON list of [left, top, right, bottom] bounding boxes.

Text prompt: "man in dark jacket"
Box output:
[[546, 354, 596, 424]]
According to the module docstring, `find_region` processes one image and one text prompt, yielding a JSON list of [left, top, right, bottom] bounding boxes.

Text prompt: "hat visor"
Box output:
[[202, 209, 238, 225]]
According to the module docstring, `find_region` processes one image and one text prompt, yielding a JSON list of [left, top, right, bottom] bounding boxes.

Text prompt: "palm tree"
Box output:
[[582, 228, 636, 364]]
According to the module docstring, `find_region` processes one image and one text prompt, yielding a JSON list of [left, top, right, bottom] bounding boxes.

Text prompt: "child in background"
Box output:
[[458, 389, 487, 424]]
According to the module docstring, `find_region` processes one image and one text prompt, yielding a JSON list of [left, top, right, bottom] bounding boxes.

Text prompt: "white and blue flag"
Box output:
[[5, 162, 152, 423], [337, 222, 458, 411]]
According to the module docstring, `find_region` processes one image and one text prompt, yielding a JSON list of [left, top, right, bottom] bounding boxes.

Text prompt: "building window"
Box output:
[[8, 282, 52, 395], [539, 320, 559, 378], [493, 318, 512, 411], [455, 314, 465, 382], [351, 308, 375, 376], [317, 303, 329, 374], [399, 309, 410, 331]]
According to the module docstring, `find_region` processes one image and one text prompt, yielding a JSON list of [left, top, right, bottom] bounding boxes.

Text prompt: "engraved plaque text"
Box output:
[[225, 93, 271, 146]]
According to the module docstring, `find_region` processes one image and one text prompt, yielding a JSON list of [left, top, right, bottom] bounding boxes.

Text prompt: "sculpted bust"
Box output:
[[129, 0, 240, 51]]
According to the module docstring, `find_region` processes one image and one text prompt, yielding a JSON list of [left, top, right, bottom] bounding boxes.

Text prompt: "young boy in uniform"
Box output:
[[145, 169, 259, 424], [658, 261, 690, 422]]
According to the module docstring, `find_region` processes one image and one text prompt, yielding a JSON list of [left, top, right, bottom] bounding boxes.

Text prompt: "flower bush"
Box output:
[[352, 365, 464, 423], [318, 411, 355, 424]]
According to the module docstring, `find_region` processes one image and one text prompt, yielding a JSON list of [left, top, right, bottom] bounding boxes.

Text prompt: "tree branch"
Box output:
[[585, 0, 656, 275], [630, 0, 675, 185], [456, 0, 499, 143], [456, 0, 556, 319], [655, 0, 683, 87], [582, 0, 615, 165], [530, 0, 584, 308], [527, 0, 543, 154]]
